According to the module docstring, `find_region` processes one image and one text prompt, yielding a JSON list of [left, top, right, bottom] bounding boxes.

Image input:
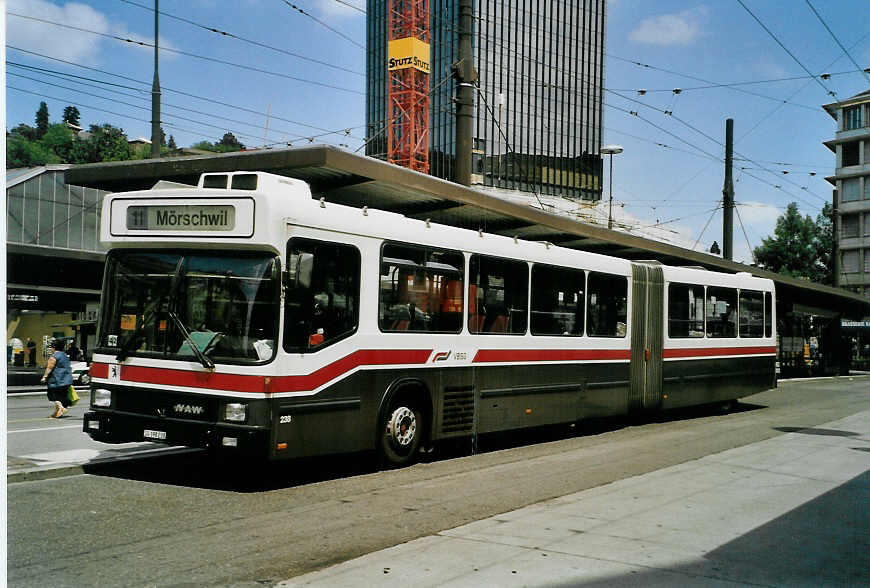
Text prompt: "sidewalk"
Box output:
[[279, 410, 870, 587]]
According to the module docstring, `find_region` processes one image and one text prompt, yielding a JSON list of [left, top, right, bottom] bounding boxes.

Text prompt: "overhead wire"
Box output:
[[116, 0, 364, 76], [7, 12, 364, 95], [278, 0, 365, 49], [332, 0, 365, 14], [734, 204, 756, 262], [606, 88, 829, 205], [9, 70, 275, 144], [7, 63, 366, 144], [735, 0, 837, 97], [6, 47, 365, 144], [805, 0, 870, 85]]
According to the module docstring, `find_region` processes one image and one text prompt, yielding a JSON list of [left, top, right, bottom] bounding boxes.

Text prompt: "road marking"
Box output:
[[9, 424, 81, 434]]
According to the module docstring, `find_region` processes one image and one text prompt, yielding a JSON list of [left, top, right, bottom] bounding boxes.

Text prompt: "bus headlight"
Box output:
[[94, 389, 112, 407], [224, 403, 247, 422]]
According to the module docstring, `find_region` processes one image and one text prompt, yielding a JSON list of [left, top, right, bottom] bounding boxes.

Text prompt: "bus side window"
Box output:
[[284, 238, 360, 353], [739, 290, 764, 338], [586, 272, 627, 337], [530, 264, 585, 336], [379, 243, 464, 333], [668, 283, 705, 338], [706, 286, 737, 338], [469, 255, 528, 335]]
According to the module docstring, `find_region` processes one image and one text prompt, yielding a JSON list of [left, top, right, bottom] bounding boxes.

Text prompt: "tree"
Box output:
[[70, 124, 133, 163], [217, 132, 244, 152], [9, 123, 39, 141], [40, 124, 75, 162], [167, 135, 177, 150], [35, 102, 50, 138], [6, 136, 61, 167], [753, 202, 832, 284], [191, 140, 218, 152], [62, 106, 81, 127]]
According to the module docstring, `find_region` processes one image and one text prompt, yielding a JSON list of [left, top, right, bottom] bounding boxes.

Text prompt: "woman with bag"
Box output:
[[41, 339, 74, 418]]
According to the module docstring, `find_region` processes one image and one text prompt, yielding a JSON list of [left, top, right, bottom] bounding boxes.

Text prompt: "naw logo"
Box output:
[[173, 403, 205, 415]]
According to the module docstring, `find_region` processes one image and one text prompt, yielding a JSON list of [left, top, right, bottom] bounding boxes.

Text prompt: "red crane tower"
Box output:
[[387, 0, 430, 173]]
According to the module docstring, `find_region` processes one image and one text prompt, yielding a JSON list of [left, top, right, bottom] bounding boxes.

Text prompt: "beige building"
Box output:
[[825, 89, 870, 298]]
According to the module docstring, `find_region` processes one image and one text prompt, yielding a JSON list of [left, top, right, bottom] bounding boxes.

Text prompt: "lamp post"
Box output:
[[600, 145, 623, 230]]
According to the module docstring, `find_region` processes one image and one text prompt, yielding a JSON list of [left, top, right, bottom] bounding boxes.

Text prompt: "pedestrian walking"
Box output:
[[41, 339, 74, 418], [26, 337, 37, 366]]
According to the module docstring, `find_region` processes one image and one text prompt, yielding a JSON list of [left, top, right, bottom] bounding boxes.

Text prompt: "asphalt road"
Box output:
[[6, 390, 166, 467], [7, 377, 870, 587]]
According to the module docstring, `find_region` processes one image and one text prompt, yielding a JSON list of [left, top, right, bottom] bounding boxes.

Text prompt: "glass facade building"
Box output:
[[366, 0, 606, 201]]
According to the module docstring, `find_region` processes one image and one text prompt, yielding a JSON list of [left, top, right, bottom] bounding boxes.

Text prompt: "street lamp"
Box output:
[[601, 145, 623, 230]]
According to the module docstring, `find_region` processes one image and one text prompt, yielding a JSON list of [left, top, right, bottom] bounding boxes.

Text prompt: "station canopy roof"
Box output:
[[66, 145, 870, 319]]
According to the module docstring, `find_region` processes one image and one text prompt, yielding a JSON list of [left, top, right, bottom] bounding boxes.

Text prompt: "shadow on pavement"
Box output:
[[773, 426, 860, 437], [542, 469, 870, 587], [81, 401, 767, 493]]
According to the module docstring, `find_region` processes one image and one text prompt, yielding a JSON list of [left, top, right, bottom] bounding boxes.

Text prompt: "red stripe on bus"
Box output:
[[122, 365, 267, 393], [473, 349, 631, 363], [90, 349, 433, 394], [269, 349, 433, 392], [663, 346, 776, 358]]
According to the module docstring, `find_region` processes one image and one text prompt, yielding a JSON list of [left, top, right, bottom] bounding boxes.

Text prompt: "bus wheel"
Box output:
[[380, 401, 423, 467]]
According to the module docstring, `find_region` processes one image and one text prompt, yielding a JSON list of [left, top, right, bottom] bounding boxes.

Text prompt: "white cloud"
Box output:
[[734, 201, 781, 227], [629, 7, 709, 47], [317, 0, 365, 19], [8, 0, 108, 65], [7, 0, 177, 66]]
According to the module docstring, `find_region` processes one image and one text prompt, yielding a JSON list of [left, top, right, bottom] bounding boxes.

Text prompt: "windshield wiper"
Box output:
[[167, 310, 215, 370], [115, 294, 164, 362], [115, 257, 185, 362]]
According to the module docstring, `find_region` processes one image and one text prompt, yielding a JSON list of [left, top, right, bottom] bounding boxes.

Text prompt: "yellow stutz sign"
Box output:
[[388, 37, 430, 73]]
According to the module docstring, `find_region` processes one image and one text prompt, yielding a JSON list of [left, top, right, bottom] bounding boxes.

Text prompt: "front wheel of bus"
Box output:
[[380, 401, 423, 467]]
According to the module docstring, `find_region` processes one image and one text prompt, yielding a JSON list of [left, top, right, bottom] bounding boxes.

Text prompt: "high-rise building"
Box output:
[[824, 90, 870, 299], [366, 0, 606, 201]]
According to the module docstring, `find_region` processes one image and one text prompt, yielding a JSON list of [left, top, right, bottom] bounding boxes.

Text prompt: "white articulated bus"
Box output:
[[84, 171, 776, 466]]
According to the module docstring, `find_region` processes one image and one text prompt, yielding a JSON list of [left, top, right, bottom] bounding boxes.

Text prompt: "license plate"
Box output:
[[143, 429, 167, 440]]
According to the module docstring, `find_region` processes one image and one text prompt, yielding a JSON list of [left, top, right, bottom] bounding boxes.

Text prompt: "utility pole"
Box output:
[[150, 0, 161, 159], [832, 188, 840, 287], [453, 0, 475, 186], [722, 118, 734, 261]]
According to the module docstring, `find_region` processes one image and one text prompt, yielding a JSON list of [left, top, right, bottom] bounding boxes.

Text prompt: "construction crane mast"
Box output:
[[387, 0, 430, 173]]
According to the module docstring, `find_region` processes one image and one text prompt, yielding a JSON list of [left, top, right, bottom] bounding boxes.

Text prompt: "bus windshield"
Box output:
[[97, 250, 280, 364]]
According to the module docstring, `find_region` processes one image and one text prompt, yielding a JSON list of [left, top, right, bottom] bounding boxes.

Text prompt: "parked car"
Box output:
[[70, 361, 90, 385]]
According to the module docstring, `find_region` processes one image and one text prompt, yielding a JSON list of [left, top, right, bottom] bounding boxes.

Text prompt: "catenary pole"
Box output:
[[722, 118, 734, 261], [151, 0, 161, 158], [454, 0, 474, 186]]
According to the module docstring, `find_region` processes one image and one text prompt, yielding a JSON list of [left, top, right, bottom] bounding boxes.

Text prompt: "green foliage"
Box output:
[[7, 100, 248, 167], [72, 124, 134, 163], [62, 106, 81, 127], [40, 124, 75, 162], [217, 132, 244, 151], [35, 102, 50, 138], [753, 202, 833, 285], [9, 123, 39, 141], [6, 136, 61, 167], [191, 140, 218, 152]]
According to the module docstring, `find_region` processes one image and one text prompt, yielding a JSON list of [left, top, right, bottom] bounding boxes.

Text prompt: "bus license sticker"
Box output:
[[144, 429, 167, 440]]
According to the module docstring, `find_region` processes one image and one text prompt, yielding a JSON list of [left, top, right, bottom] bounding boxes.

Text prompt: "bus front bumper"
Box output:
[[82, 410, 269, 456]]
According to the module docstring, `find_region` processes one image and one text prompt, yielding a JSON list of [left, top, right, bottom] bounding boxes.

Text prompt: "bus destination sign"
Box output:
[[126, 205, 236, 231]]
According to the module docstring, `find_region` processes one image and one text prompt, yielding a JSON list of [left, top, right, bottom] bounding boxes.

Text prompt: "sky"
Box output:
[[4, 0, 870, 264]]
